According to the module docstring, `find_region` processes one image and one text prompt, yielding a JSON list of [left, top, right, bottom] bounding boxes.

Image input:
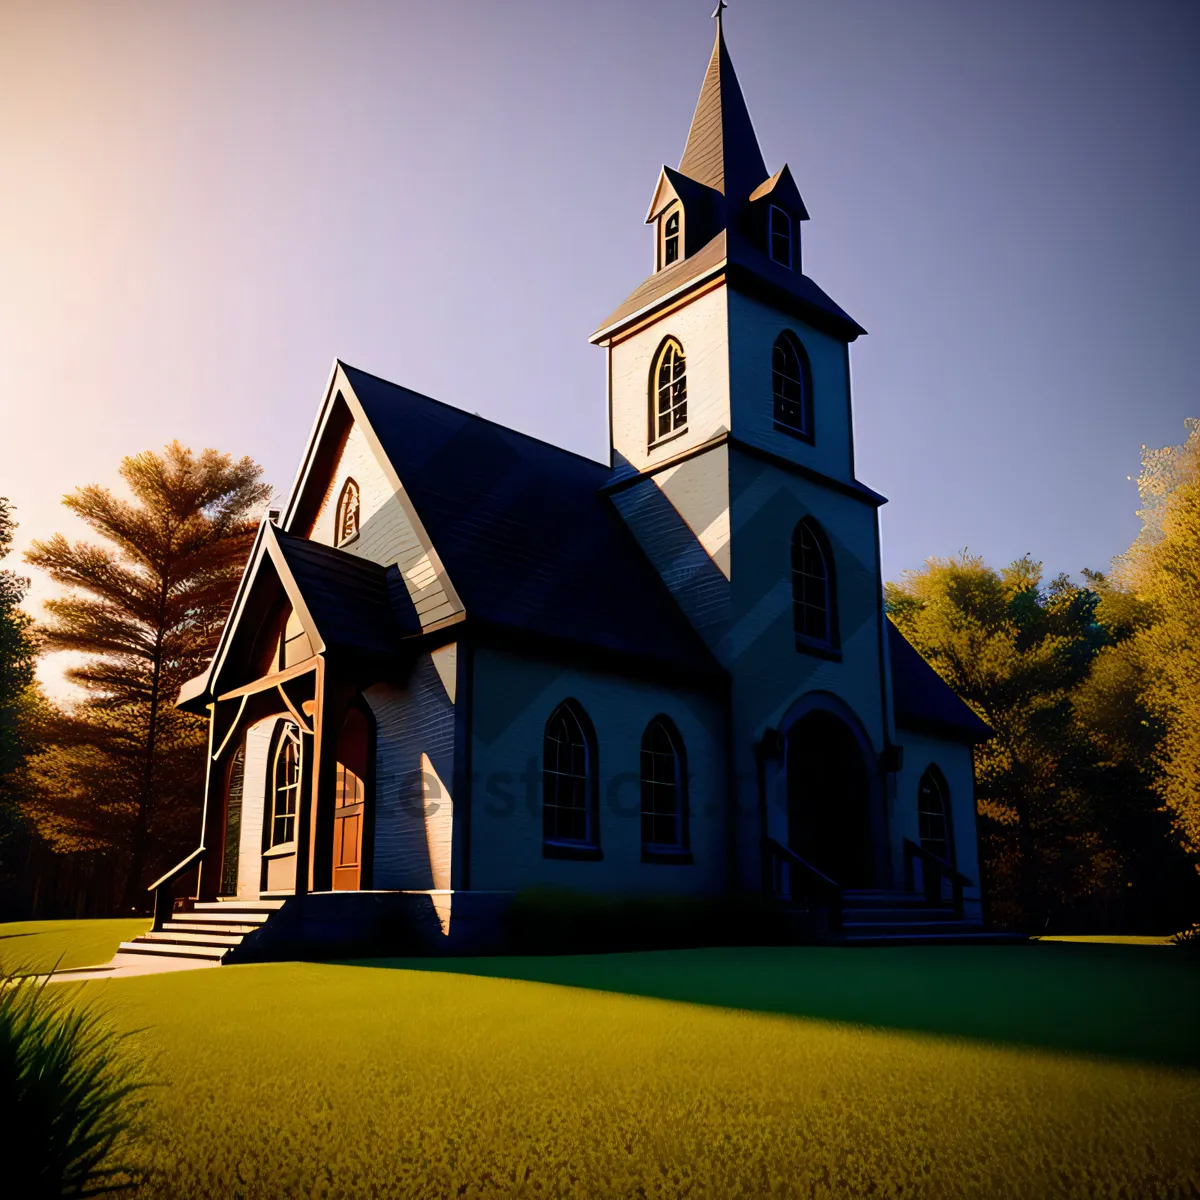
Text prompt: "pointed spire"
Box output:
[[678, 7, 768, 199]]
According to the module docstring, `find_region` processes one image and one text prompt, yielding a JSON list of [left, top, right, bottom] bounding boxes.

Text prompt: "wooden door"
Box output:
[[331, 706, 370, 891], [332, 763, 364, 890]]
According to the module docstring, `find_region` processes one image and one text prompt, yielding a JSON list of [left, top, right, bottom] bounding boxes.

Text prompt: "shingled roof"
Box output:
[[342, 364, 721, 678], [887, 622, 993, 743]]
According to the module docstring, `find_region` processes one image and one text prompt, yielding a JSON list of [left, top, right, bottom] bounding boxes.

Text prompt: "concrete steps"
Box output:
[[117, 898, 288, 963], [835, 889, 1020, 946]]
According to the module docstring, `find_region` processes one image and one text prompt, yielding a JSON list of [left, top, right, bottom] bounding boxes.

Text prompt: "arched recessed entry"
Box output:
[[785, 703, 876, 888]]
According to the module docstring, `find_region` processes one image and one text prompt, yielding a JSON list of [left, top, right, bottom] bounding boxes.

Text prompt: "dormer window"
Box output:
[[661, 206, 681, 269], [651, 337, 687, 443], [769, 205, 792, 268], [335, 477, 360, 546]]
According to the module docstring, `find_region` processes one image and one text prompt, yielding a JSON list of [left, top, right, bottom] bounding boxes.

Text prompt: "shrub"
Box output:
[[0, 965, 145, 1196], [1170, 923, 1200, 953]]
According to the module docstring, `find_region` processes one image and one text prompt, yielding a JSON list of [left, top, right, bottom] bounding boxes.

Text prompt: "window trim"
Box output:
[[648, 336, 689, 449], [772, 330, 814, 443], [917, 764, 955, 866], [541, 699, 602, 859], [791, 518, 839, 656], [768, 204, 793, 269], [660, 203, 683, 270], [268, 720, 302, 849], [335, 477, 361, 547], [640, 715, 691, 862]]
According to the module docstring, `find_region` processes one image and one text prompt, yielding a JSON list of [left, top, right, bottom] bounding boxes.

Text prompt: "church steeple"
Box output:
[[678, 6, 768, 200]]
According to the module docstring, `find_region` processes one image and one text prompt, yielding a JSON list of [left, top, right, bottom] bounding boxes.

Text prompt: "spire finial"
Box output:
[[712, 0, 727, 23]]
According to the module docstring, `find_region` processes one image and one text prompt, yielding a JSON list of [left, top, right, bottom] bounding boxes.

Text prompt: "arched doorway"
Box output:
[[786, 710, 874, 887], [332, 706, 371, 891]]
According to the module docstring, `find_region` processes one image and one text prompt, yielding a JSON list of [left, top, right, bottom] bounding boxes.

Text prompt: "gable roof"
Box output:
[[887, 621, 993, 743], [748, 164, 810, 221], [679, 16, 768, 199], [339, 363, 721, 677]]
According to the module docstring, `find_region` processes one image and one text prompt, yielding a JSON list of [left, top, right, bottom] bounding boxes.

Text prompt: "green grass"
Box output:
[[42, 937, 1199, 1197], [0, 919, 150, 974]]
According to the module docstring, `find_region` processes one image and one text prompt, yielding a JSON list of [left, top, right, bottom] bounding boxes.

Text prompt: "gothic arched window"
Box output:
[[791, 518, 836, 649], [270, 721, 302, 847], [652, 337, 688, 444], [917, 766, 952, 864], [542, 701, 598, 850], [769, 205, 793, 268], [335, 478, 360, 546], [773, 331, 813, 439], [663, 207, 681, 267], [641, 717, 687, 854]]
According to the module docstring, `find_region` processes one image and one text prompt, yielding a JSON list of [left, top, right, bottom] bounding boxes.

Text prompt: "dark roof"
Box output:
[[679, 17, 768, 199], [887, 622, 993, 743], [273, 528, 420, 658], [341, 364, 721, 677], [592, 229, 865, 341]]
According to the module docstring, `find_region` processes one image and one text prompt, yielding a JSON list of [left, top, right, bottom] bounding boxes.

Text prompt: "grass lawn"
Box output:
[[34, 935, 1197, 1198], [0, 917, 150, 973]]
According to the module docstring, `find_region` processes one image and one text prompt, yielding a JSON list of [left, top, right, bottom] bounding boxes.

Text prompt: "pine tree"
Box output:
[[0, 498, 37, 788], [25, 443, 270, 911]]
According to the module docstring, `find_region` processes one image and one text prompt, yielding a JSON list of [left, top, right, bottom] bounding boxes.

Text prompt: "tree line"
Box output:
[[1, 424, 1198, 932]]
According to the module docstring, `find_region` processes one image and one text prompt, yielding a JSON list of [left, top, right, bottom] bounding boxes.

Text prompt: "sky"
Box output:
[[1, 0, 1197, 701]]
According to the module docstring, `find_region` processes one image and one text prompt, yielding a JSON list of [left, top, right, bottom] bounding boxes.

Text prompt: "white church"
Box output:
[[120, 12, 994, 963]]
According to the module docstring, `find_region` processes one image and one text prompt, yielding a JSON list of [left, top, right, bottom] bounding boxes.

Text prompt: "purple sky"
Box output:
[[2, 0, 1197, 699]]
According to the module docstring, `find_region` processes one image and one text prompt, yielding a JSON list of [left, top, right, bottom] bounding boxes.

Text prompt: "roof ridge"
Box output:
[[337, 360, 610, 474]]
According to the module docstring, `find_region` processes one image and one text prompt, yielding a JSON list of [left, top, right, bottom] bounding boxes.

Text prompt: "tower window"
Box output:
[[662, 206, 681, 268], [335, 477, 360, 546], [769, 205, 792, 268], [791, 518, 836, 649], [773, 331, 813, 439], [652, 338, 688, 443]]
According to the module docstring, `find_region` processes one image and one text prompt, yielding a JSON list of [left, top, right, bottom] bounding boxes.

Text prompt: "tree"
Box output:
[[1115, 420, 1200, 861], [886, 554, 1122, 931], [0, 499, 37, 787], [24, 443, 270, 912]]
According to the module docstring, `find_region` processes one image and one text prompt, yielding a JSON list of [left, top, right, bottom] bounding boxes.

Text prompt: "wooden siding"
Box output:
[[309, 419, 462, 628], [610, 284, 730, 477], [365, 650, 456, 891], [468, 646, 727, 896], [726, 289, 855, 483]]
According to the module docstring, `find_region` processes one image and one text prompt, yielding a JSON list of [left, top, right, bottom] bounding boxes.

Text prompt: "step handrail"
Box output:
[[902, 838, 972, 919], [147, 846, 206, 930], [764, 837, 843, 931]]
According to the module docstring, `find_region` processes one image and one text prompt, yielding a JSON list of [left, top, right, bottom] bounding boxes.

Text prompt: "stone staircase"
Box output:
[[837, 889, 1022, 945], [117, 899, 287, 964]]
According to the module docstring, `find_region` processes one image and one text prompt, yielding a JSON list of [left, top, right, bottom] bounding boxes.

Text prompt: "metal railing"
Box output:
[[902, 838, 972, 919], [764, 837, 843, 932]]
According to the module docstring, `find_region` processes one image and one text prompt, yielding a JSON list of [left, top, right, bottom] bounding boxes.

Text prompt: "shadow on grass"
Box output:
[[339, 942, 1200, 1069]]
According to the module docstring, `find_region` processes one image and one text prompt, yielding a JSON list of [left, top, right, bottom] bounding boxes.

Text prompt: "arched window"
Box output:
[[652, 338, 687, 443], [773, 331, 812, 438], [641, 717, 687, 853], [542, 701, 596, 848], [270, 721, 302, 847], [663, 207, 681, 267], [917, 766, 952, 864], [769, 205, 792, 268], [335, 477, 360, 546], [791, 519, 835, 648]]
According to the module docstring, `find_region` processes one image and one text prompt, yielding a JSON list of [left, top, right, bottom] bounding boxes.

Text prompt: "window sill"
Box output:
[[774, 421, 814, 445], [795, 638, 841, 662], [648, 426, 689, 454], [262, 842, 297, 859], [543, 841, 603, 862], [641, 848, 694, 865]]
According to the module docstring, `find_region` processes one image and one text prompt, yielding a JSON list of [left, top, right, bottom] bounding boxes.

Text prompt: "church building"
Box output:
[[122, 12, 992, 962]]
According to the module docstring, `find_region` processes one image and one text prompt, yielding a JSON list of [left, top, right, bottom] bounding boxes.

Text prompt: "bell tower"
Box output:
[[591, 7, 894, 889]]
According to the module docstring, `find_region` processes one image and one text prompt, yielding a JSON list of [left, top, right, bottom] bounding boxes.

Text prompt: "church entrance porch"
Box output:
[[786, 710, 875, 889]]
